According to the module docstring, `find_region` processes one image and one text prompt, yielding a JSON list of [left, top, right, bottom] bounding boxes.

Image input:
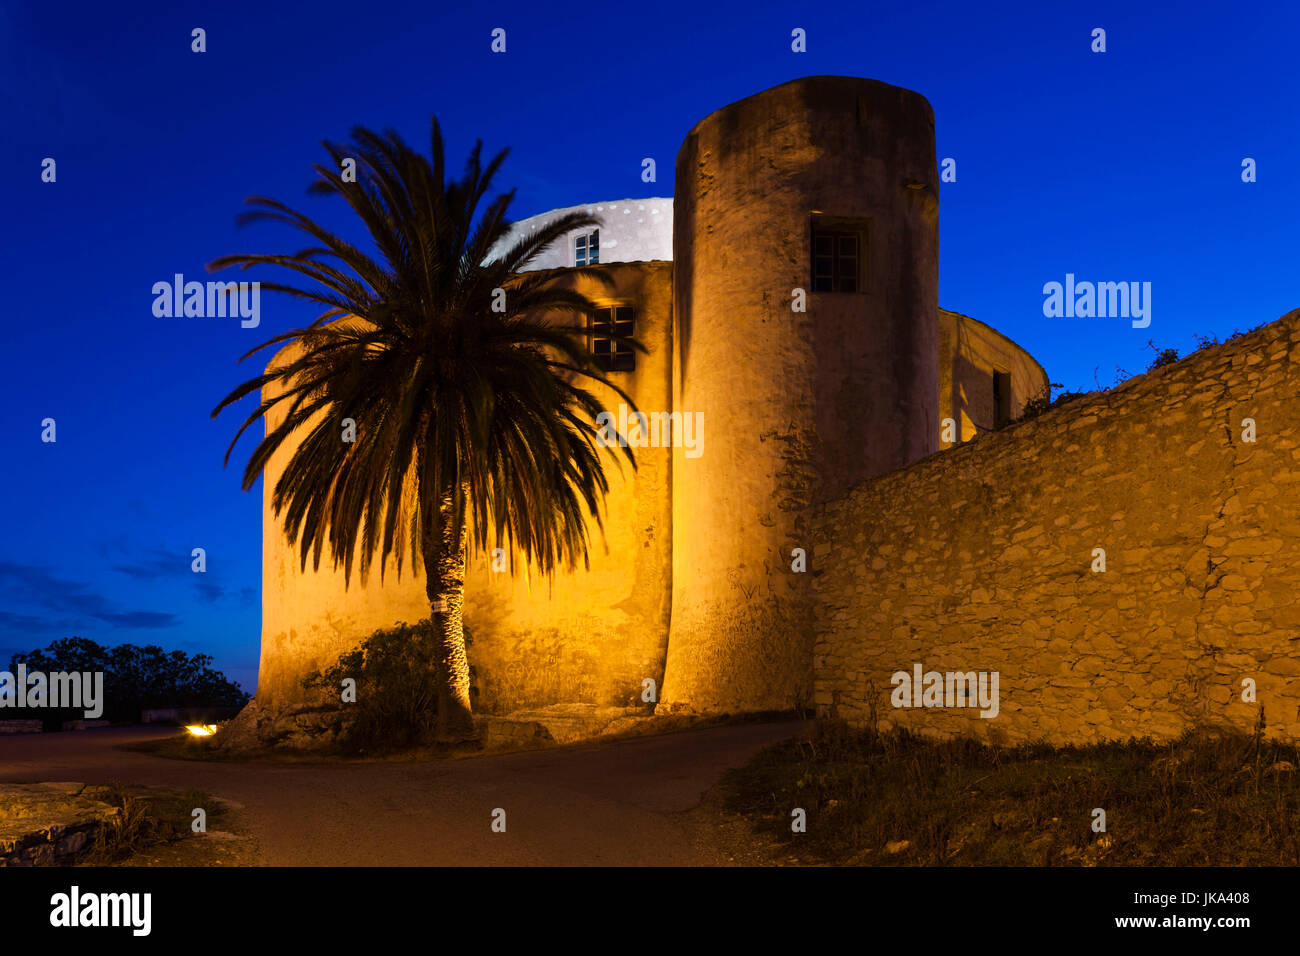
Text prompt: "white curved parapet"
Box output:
[[486, 198, 674, 271]]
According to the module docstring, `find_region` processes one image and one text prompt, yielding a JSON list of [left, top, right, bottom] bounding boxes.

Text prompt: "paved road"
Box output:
[[0, 721, 805, 865]]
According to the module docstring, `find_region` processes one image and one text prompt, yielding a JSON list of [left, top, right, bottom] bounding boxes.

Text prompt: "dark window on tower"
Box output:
[[811, 227, 861, 292], [993, 371, 1012, 428], [592, 305, 635, 372], [575, 229, 600, 266]]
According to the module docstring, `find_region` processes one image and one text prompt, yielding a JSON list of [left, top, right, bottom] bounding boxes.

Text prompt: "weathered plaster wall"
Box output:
[[661, 75, 940, 715], [938, 309, 1049, 443], [460, 262, 674, 711], [256, 350, 428, 709], [255, 262, 673, 714], [812, 310, 1300, 743]]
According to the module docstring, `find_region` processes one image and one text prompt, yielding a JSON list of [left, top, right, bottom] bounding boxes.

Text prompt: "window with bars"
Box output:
[[575, 229, 600, 266], [591, 305, 634, 372], [812, 229, 861, 292]]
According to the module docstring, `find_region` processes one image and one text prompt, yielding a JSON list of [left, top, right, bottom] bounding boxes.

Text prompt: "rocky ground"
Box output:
[[0, 782, 118, 865], [0, 781, 253, 866]]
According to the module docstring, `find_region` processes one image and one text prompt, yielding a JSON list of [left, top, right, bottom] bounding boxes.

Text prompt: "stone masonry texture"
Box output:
[[812, 309, 1300, 744]]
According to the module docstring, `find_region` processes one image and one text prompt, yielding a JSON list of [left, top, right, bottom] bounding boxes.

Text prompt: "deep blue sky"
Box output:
[[3, 0, 1296, 694]]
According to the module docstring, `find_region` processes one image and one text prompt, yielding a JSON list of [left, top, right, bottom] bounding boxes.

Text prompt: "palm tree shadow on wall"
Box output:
[[951, 350, 998, 439]]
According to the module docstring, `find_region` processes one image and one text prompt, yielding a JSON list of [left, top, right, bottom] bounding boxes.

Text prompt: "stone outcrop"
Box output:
[[214, 697, 358, 753], [0, 783, 118, 866]]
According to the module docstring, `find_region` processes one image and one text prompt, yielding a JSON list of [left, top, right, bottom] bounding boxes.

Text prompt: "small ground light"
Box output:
[[185, 724, 219, 737]]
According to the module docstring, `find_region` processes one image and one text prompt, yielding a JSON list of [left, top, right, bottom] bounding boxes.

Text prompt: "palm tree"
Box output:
[[210, 119, 641, 743]]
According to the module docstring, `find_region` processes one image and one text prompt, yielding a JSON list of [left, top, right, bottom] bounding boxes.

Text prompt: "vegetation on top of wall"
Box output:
[[1145, 340, 1181, 370], [721, 713, 1300, 866], [1130, 325, 1265, 378], [1190, 327, 1260, 350], [1011, 323, 1268, 428]]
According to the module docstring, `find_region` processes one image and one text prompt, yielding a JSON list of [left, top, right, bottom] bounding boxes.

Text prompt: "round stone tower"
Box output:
[[660, 76, 940, 714]]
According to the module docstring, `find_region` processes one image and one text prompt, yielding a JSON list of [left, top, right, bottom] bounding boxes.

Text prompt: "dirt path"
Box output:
[[0, 720, 806, 865]]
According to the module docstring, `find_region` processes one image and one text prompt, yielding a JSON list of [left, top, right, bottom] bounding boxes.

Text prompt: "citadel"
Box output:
[[250, 76, 1046, 728], [246, 75, 1300, 746]]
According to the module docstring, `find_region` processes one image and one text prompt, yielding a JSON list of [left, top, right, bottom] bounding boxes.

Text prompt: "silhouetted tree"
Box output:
[[8, 637, 248, 725], [210, 119, 640, 742]]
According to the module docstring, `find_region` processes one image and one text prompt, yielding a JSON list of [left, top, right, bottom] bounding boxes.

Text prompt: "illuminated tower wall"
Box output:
[[660, 76, 941, 713]]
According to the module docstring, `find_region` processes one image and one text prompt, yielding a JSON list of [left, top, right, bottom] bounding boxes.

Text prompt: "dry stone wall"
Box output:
[[812, 309, 1300, 744]]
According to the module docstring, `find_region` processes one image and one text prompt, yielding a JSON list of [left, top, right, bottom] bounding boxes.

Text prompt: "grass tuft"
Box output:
[[80, 784, 218, 864]]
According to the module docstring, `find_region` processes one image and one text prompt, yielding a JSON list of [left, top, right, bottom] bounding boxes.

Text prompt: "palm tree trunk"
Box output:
[[423, 484, 476, 743]]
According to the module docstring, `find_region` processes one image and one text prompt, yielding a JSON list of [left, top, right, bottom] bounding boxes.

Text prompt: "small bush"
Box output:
[[1146, 345, 1180, 370], [301, 618, 457, 754], [81, 784, 212, 864]]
